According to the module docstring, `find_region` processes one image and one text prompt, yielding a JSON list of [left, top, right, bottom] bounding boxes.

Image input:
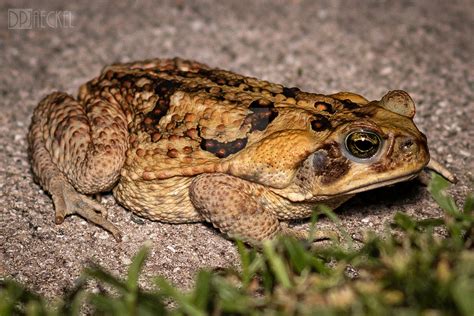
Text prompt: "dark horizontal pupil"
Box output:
[[355, 138, 375, 152]]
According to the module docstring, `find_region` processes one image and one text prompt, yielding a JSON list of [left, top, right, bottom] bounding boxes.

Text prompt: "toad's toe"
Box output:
[[50, 180, 122, 241]]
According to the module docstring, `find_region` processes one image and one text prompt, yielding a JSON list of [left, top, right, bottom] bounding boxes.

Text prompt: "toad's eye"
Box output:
[[344, 131, 382, 160]]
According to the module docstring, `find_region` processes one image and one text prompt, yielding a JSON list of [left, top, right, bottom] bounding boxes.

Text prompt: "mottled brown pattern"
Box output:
[[314, 101, 335, 114], [200, 137, 248, 158], [311, 114, 332, 132], [339, 98, 360, 110], [28, 57, 432, 244], [312, 142, 350, 184], [247, 99, 279, 132], [281, 86, 301, 99]]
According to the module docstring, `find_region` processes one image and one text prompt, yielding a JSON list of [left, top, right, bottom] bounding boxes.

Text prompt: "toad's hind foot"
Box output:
[[49, 180, 122, 241], [280, 223, 339, 242]]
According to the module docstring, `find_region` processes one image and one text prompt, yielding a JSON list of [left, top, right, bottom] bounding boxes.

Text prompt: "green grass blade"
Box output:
[[155, 277, 206, 316], [428, 172, 459, 214], [83, 266, 127, 292], [452, 277, 474, 316], [393, 212, 417, 232], [262, 240, 291, 289], [127, 247, 149, 292], [89, 293, 125, 315], [463, 194, 474, 214], [0, 279, 48, 316], [236, 240, 252, 286], [191, 271, 212, 310]]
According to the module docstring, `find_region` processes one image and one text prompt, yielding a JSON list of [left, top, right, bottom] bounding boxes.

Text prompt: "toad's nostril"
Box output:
[[400, 138, 415, 152]]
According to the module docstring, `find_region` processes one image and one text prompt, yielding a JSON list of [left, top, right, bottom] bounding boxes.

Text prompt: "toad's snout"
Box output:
[[393, 133, 429, 166]]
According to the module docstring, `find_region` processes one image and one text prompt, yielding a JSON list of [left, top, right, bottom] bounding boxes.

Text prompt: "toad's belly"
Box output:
[[113, 176, 203, 223]]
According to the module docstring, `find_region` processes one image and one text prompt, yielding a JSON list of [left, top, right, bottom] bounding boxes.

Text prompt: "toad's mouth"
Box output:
[[327, 158, 457, 197], [340, 172, 420, 195], [320, 168, 423, 198]]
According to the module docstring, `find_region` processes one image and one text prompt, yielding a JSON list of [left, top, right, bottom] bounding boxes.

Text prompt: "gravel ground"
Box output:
[[0, 0, 472, 298]]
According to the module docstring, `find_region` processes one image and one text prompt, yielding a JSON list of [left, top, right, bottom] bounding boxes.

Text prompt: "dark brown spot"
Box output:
[[142, 79, 182, 135], [340, 99, 359, 110], [167, 149, 179, 158], [352, 106, 377, 118], [311, 142, 350, 184], [198, 69, 228, 85], [241, 84, 252, 92], [311, 114, 331, 132], [314, 101, 335, 114], [213, 94, 227, 102], [171, 114, 180, 122], [320, 159, 350, 184], [227, 79, 244, 87], [352, 110, 367, 118], [246, 99, 278, 132], [200, 137, 248, 158], [282, 87, 300, 98]]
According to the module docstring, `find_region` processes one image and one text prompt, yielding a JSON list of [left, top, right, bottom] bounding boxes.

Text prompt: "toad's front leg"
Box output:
[[28, 92, 129, 240]]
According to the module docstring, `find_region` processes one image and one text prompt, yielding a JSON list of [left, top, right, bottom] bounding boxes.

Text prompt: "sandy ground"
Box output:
[[0, 0, 472, 299]]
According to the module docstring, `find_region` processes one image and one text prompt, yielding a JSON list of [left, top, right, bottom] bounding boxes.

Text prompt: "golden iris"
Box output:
[[345, 131, 381, 159]]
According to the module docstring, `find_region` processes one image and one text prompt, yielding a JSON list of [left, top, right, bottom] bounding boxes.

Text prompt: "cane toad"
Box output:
[[28, 58, 455, 243]]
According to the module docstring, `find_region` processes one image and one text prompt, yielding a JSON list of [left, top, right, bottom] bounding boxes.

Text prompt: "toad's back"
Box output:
[[79, 58, 372, 180]]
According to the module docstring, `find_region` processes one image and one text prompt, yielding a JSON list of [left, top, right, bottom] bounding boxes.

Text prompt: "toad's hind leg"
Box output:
[[28, 92, 129, 239], [190, 173, 317, 245]]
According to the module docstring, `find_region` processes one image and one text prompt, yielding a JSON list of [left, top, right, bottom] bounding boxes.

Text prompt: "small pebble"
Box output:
[[121, 257, 132, 265]]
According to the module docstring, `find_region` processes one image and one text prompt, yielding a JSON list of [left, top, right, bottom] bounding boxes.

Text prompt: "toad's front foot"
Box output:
[[49, 179, 122, 241]]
